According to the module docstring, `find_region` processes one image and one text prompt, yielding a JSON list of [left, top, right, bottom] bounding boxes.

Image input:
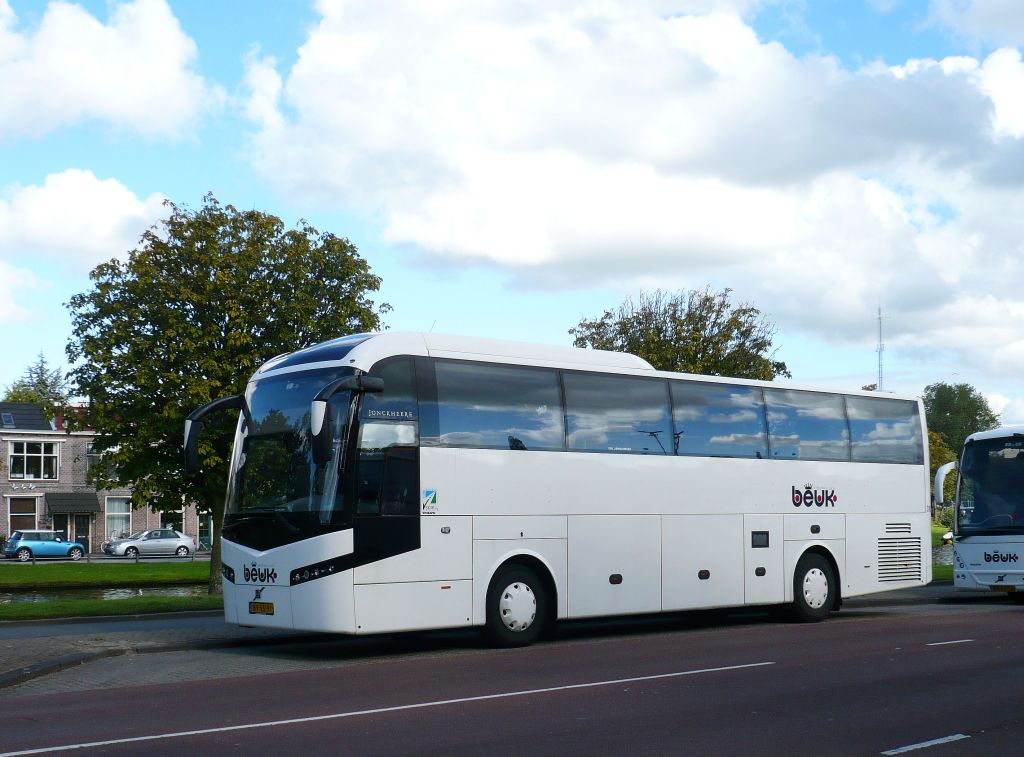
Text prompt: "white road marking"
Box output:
[[925, 639, 974, 647], [0, 661, 776, 755], [881, 733, 970, 754]]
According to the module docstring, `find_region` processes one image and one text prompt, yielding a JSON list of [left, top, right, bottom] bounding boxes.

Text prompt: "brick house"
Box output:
[[0, 402, 204, 553]]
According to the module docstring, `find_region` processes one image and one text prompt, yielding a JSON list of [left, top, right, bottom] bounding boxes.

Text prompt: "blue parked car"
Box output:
[[4, 530, 85, 562]]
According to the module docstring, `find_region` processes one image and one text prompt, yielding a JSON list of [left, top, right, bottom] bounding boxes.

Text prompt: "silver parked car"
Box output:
[[103, 528, 195, 558]]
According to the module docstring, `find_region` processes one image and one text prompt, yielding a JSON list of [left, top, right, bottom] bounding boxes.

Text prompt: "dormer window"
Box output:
[[1, 413, 14, 428]]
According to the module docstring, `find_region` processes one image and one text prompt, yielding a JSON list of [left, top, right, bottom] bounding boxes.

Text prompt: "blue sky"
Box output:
[[1, 0, 1023, 423]]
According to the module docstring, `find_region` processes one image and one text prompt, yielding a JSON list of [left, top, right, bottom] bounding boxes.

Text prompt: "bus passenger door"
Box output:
[[350, 414, 472, 633], [743, 514, 784, 605]]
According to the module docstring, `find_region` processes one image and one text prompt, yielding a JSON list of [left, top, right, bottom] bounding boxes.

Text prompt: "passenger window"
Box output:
[[846, 396, 923, 464], [435, 361, 564, 451], [355, 422, 418, 516], [764, 389, 849, 461], [564, 373, 672, 454], [672, 382, 767, 458]]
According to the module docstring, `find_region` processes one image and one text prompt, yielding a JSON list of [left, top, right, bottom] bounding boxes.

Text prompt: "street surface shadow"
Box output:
[[225, 606, 785, 665]]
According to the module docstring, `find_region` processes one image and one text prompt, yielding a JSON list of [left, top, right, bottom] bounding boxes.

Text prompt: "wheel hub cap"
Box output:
[[803, 568, 829, 609], [498, 582, 536, 632]]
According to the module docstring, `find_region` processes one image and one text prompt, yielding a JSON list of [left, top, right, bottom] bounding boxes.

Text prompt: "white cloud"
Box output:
[[990, 395, 1024, 426], [0, 0, 223, 139], [929, 0, 1024, 47], [241, 0, 1024, 377], [978, 48, 1024, 138], [0, 169, 166, 268]]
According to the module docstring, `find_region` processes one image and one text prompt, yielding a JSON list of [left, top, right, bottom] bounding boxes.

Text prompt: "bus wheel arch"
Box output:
[[790, 546, 841, 622], [484, 555, 558, 647]]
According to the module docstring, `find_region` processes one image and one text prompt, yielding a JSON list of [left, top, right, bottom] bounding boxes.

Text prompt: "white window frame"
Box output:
[[105, 496, 132, 540], [7, 439, 60, 482], [7, 495, 40, 534]]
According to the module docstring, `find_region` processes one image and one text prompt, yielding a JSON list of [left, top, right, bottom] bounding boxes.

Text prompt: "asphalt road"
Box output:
[[1, 585, 1022, 756]]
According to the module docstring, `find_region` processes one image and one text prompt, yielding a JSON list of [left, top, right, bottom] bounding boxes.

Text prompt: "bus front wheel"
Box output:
[[485, 565, 549, 647], [790, 553, 836, 623]]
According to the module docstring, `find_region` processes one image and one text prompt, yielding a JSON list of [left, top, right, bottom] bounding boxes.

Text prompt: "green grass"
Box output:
[[932, 564, 953, 583], [0, 562, 210, 590], [0, 594, 223, 622], [931, 523, 951, 549]]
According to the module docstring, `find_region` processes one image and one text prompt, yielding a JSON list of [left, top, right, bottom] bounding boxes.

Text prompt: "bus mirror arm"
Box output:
[[934, 461, 957, 507], [184, 394, 245, 474], [310, 374, 384, 465]]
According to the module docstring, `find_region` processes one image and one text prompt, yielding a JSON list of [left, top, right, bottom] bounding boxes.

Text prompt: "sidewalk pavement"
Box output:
[[0, 612, 309, 689]]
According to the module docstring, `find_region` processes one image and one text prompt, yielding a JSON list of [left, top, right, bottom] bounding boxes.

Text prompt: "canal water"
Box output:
[[933, 544, 954, 566], [0, 586, 206, 604]]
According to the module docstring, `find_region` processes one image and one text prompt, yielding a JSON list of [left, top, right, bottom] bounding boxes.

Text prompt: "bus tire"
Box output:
[[790, 552, 835, 623], [485, 565, 548, 647]]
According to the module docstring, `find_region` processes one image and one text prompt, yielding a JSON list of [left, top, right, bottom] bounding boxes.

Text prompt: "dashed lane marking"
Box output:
[[924, 639, 974, 646]]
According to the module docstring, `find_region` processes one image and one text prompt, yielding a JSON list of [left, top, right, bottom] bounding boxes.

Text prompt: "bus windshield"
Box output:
[[224, 367, 355, 549], [957, 437, 1024, 536]]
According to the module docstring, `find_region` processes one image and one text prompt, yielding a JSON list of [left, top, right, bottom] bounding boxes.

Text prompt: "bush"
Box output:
[[934, 505, 955, 530]]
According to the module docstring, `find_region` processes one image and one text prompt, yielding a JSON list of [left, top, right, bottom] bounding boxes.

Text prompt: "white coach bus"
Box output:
[[936, 426, 1024, 600], [185, 332, 930, 645]]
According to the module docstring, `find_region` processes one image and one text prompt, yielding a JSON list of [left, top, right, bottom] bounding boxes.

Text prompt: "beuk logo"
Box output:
[[791, 483, 838, 508], [984, 551, 1020, 563], [244, 562, 278, 583]]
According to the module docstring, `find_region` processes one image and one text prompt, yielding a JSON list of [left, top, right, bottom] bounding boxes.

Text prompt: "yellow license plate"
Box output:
[[991, 585, 1016, 593], [249, 601, 275, 615]]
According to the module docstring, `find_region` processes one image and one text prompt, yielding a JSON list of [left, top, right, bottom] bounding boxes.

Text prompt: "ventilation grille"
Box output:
[[885, 522, 912, 534], [878, 537, 923, 582]]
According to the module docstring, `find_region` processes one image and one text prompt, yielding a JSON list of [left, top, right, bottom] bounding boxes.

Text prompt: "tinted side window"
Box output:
[[847, 396, 924, 464], [357, 358, 420, 516], [361, 357, 417, 422], [565, 373, 672, 455], [672, 382, 767, 458], [764, 389, 849, 461], [435, 361, 564, 451], [355, 422, 418, 516]]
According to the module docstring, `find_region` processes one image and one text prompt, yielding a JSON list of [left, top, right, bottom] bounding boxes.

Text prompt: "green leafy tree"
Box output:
[[2, 353, 69, 421], [929, 430, 958, 511], [922, 382, 1000, 454], [570, 287, 790, 379], [66, 194, 388, 594]]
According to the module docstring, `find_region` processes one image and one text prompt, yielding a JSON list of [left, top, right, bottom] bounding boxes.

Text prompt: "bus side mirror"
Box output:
[[184, 395, 244, 474], [934, 461, 957, 507], [311, 374, 384, 465]]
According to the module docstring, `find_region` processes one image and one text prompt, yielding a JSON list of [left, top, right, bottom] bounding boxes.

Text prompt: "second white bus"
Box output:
[[936, 426, 1024, 600], [186, 332, 931, 645]]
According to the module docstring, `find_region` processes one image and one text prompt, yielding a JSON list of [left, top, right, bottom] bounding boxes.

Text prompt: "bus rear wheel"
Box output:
[[790, 553, 835, 623], [485, 565, 549, 647]]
